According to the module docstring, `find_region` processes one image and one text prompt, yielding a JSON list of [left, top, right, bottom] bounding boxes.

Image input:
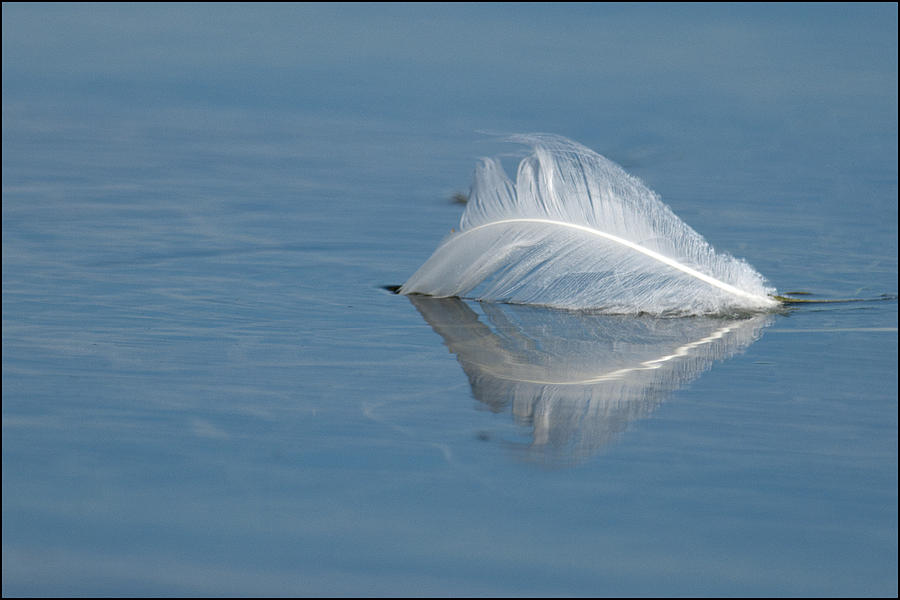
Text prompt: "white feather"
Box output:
[[401, 134, 778, 315]]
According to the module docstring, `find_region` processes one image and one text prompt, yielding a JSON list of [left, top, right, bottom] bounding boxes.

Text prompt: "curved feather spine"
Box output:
[[445, 217, 773, 304]]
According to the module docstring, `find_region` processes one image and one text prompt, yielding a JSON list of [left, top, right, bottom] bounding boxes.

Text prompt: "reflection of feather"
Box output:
[[401, 134, 779, 315], [408, 295, 773, 464]]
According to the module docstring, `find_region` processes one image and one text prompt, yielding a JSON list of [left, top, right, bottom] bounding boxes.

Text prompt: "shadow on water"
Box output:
[[407, 295, 774, 466]]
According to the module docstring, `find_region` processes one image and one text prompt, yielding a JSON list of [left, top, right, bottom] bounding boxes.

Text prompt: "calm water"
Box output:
[[3, 4, 897, 597]]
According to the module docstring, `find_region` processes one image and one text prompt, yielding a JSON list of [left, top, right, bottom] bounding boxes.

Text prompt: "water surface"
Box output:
[[3, 4, 897, 597]]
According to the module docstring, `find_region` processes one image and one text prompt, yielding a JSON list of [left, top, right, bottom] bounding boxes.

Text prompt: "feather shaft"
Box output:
[[453, 217, 773, 304]]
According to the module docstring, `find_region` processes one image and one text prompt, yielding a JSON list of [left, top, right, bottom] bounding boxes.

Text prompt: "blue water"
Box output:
[[3, 4, 897, 596]]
